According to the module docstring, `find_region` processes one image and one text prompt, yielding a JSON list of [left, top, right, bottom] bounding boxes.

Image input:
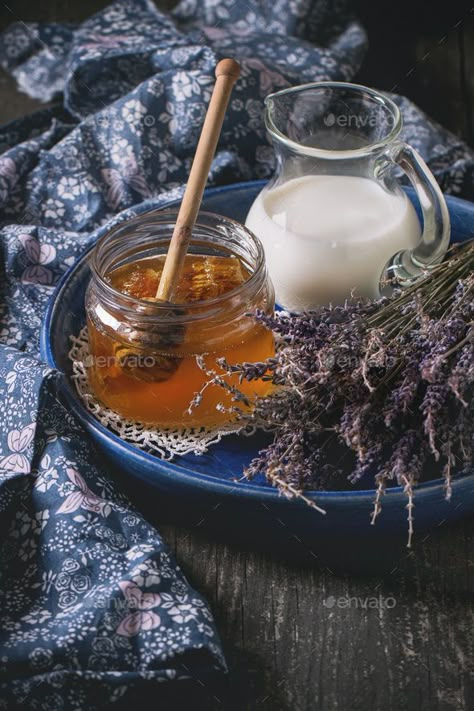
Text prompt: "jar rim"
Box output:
[[90, 208, 268, 318]]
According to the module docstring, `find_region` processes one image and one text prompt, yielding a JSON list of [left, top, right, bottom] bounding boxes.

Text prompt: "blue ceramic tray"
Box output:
[[40, 181, 474, 538]]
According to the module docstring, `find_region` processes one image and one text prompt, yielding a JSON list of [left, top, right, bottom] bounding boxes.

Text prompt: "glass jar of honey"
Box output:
[[85, 210, 275, 428]]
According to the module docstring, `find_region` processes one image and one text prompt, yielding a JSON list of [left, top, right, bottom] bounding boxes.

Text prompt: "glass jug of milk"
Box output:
[[246, 82, 450, 311]]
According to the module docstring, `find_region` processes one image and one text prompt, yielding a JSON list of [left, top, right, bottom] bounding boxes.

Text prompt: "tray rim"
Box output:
[[39, 180, 474, 505]]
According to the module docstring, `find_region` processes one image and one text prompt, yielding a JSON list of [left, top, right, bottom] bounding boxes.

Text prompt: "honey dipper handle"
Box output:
[[155, 59, 241, 301]]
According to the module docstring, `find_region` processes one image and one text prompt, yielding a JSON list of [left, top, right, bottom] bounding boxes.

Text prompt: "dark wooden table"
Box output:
[[0, 2, 473, 710]]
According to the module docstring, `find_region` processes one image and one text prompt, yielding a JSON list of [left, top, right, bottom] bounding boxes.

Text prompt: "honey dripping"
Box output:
[[87, 255, 274, 427]]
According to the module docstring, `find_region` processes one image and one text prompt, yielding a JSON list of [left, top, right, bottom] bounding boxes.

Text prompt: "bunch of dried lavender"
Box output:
[[194, 241, 474, 545]]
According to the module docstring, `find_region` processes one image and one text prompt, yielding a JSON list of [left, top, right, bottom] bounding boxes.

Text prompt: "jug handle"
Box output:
[[380, 142, 450, 289]]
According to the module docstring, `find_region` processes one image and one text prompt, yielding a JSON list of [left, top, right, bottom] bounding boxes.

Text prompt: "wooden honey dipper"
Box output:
[[115, 59, 241, 383], [155, 58, 241, 301]]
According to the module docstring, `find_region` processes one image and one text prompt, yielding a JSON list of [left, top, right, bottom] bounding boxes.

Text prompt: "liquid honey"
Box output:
[[87, 254, 274, 427]]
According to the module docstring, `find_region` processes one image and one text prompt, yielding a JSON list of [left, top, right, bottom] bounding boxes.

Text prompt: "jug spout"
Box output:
[[264, 81, 404, 157]]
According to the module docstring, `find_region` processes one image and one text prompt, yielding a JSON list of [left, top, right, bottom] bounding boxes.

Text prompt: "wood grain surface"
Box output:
[[0, 2, 473, 710]]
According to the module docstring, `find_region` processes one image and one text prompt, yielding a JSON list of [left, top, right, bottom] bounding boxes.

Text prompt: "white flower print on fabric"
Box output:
[[57, 176, 82, 201], [121, 99, 148, 134], [158, 102, 178, 134], [125, 544, 155, 560], [171, 71, 193, 101], [171, 71, 213, 102], [42, 198, 65, 221], [29, 647, 53, 670], [109, 137, 135, 165], [131, 561, 162, 588], [164, 599, 201, 624], [34, 454, 59, 492]]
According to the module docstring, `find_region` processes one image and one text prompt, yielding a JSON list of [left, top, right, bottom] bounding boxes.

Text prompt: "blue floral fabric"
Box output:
[[0, 0, 473, 707], [0, 353, 226, 709]]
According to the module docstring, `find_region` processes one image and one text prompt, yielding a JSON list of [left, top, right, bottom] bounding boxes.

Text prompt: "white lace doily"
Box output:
[[68, 327, 256, 460]]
